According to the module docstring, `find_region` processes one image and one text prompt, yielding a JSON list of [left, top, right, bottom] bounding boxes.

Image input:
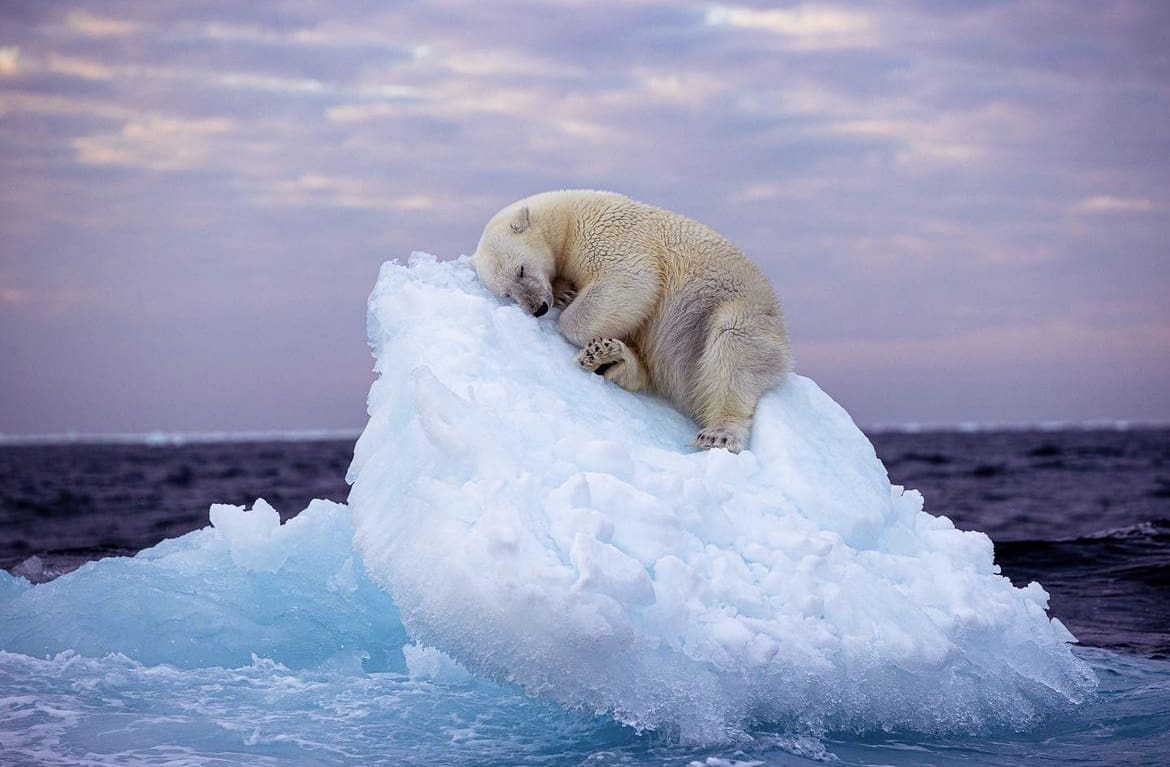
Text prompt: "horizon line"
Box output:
[[0, 428, 364, 447], [2, 419, 1168, 447]]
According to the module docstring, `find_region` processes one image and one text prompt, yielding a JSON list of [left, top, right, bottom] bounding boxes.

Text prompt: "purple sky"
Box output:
[[1, 1, 1168, 434]]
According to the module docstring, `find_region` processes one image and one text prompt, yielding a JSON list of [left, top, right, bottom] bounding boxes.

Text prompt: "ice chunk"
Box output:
[[403, 643, 474, 683], [0, 500, 407, 671], [348, 253, 1096, 741]]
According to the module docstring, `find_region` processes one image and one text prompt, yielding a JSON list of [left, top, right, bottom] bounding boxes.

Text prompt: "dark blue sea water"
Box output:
[[1, 428, 1168, 765]]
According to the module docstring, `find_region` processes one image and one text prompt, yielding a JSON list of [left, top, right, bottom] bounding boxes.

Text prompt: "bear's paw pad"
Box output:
[[576, 338, 624, 374], [695, 427, 745, 454]]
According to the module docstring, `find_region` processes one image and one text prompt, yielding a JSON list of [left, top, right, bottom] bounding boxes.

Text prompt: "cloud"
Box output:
[[0, 90, 137, 121], [441, 48, 587, 79], [72, 117, 236, 172], [61, 10, 140, 38], [324, 100, 414, 123], [254, 174, 442, 213], [704, 3, 878, 49], [0, 287, 29, 305], [196, 19, 413, 51], [43, 53, 116, 80], [1074, 195, 1157, 214], [0, 46, 19, 76], [209, 71, 330, 95]]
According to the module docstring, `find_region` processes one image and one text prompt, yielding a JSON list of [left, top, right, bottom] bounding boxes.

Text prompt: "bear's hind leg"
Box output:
[[576, 338, 648, 393], [692, 303, 789, 453]]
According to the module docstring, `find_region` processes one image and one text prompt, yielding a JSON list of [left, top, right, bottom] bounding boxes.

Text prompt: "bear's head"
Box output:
[[472, 202, 555, 318]]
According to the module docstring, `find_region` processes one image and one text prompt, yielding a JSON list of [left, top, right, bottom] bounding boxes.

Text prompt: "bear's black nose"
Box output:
[[534, 301, 549, 317]]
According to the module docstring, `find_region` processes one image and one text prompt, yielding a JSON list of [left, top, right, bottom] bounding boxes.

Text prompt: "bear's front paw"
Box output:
[[552, 278, 578, 310], [576, 337, 623, 375], [695, 427, 745, 454], [554, 287, 578, 310]]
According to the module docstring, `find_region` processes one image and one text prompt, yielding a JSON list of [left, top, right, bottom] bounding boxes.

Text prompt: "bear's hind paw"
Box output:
[[576, 337, 624, 374], [695, 427, 746, 454]]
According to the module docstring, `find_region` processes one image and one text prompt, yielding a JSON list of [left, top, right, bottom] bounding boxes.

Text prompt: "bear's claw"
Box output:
[[554, 287, 578, 310], [576, 337, 623, 374], [695, 427, 745, 454], [552, 278, 578, 310]]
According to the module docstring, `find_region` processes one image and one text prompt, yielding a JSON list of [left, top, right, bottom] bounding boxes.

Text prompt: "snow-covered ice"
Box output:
[[347, 253, 1096, 740]]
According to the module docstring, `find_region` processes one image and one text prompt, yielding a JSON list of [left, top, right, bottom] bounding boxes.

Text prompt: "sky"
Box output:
[[1, 1, 1168, 434]]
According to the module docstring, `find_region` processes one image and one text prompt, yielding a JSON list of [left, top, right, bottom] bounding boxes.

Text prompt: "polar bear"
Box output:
[[472, 190, 791, 453]]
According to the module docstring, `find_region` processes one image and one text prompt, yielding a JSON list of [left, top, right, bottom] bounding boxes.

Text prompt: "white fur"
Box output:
[[474, 190, 791, 452]]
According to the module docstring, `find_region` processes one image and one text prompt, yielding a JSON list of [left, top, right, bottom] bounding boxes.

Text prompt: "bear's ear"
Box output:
[[510, 205, 530, 234]]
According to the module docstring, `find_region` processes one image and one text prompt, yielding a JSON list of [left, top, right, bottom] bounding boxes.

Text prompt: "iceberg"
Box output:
[[0, 251, 1102, 760], [0, 499, 407, 671], [347, 253, 1096, 741]]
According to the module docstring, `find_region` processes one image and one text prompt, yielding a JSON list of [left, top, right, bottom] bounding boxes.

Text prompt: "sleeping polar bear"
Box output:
[[472, 190, 791, 454]]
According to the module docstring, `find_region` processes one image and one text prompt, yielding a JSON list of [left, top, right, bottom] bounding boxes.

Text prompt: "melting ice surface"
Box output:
[[2, 253, 1168, 766]]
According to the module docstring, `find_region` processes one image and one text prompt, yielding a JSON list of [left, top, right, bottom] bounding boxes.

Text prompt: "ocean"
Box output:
[[1, 428, 1168, 765]]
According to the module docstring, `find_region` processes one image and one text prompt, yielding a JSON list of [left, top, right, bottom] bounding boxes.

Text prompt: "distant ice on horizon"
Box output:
[[0, 428, 364, 447]]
